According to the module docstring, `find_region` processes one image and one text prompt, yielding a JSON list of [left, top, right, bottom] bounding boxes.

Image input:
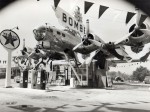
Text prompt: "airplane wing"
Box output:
[[112, 50, 150, 63], [112, 59, 142, 63], [114, 31, 134, 45]]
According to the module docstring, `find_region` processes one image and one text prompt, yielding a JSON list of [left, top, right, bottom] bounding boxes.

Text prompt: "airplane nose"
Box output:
[[33, 29, 44, 41], [33, 26, 47, 41]]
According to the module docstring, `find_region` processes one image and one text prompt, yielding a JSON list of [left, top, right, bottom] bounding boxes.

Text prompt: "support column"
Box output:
[[5, 50, 12, 88], [99, 60, 108, 88]]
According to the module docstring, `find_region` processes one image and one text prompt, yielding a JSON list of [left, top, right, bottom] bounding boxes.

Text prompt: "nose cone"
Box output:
[[33, 26, 47, 41]]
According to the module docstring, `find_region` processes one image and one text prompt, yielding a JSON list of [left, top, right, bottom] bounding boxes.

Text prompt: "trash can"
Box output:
[[28, 70, 37, 89], [20, 69, 28, 88], [36, 69, 47, 90]]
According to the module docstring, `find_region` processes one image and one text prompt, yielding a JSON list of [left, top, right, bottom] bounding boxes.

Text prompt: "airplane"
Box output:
[[109, 8, 150, 54], [1, 0, 148, 64], [32, 6, 133, 70]]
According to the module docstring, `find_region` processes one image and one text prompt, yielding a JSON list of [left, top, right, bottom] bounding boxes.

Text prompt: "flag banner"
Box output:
[[126, 12, 135, 24], [53, 6, 86, 36], [84, 1, 94, 14], [98, 5, 108, 19], [54, 0, 60, 9], [139, 14, 148, 26]]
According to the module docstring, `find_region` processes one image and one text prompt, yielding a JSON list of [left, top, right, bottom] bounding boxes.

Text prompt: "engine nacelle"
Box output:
[[88, 33, 103, 42], [82, 33, 103, 46], [129, 23, 146, 37]]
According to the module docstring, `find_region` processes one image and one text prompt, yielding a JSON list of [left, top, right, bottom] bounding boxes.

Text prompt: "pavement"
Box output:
[[0, 79, 150, 112]]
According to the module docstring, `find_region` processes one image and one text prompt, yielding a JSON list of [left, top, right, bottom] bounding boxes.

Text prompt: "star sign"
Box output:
[[0, 29, 20, 50], [2, 32, 18, 47]]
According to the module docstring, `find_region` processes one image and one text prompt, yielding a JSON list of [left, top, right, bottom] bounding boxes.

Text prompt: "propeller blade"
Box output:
[[114, 31, 134, 45], [88, 39, 103, 47], [135, 8, 141, 27], [140, 29, 150, 35], [38, 49, 45, 55], [73, 42, 83, 51], [28, 52, 35, 58]]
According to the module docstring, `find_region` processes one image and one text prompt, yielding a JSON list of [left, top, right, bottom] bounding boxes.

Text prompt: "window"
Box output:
[[62, 33, 65, 37], [50, 29, 53, 32], [57, 31, 61, 35]]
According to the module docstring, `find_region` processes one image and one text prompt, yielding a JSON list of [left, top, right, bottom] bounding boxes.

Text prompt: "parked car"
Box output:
[[115, 76, 124, 82], [144, 76, 150, 84]]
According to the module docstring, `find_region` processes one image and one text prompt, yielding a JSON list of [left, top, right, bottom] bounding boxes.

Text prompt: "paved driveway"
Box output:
[[0, 83, 150, 112]]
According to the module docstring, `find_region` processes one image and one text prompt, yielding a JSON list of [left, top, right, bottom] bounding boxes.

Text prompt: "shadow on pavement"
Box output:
[[90, 102, 150, 112], [9, 105, 64, 112], [8, 101, 150, 112]]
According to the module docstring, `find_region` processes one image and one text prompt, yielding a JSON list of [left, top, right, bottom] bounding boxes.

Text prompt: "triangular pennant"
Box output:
[[84, 1, 94, 14], [54, 0, 60, 9], [98, 5, 108, 19], [139, 14, 148, 26], [126, 12, 136, 24]]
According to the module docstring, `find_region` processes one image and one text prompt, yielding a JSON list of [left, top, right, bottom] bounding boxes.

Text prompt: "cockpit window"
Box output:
[[62, 33, 65, 37], [50, 29, 53, 32], [57, 31, 61, 35]]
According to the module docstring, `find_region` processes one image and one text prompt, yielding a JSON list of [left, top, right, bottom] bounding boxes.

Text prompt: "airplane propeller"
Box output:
[[73, 42, 84, 51], [88, 39, 104, 48], [73, 19, 92, 51], [114, 8, 149, 45]]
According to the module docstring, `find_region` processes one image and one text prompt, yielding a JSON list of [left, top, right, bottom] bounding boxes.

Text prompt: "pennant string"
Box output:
[[98, 5, 109, 19], [126, 12, 136, 24], [54, 0, 60, 9], [84, 1, 94, 14]]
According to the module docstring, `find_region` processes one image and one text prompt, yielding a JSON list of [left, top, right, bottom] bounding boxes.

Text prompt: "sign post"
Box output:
[[0, 29, 20, 88], [5, 49, 12, 87]]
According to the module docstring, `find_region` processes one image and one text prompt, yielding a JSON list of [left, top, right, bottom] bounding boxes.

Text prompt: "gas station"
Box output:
[[12, 56, 112, 90]]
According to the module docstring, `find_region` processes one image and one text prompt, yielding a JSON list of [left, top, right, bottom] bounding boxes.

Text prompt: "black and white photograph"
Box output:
[[0, 0, 150, 112]]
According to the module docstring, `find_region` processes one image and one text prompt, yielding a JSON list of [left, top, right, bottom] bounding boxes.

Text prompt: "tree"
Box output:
[[131, 66, 150, 82]]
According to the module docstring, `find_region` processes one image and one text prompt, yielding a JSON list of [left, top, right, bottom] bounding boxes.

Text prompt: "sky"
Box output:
[[0, 0, 150, 74]]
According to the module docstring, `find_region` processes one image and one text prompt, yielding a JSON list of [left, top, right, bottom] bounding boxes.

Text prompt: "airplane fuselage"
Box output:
[[34, 26, 99, 58]]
